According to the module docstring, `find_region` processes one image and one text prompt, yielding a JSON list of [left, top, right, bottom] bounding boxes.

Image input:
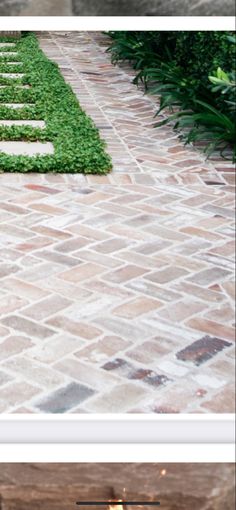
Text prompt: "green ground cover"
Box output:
[[0, 33, 112, 173], [107, 32, 236, 161]]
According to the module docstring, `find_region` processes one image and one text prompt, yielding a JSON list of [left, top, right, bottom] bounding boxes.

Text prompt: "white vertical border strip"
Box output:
[[0, 16, 235, 31], [0, 443, 234, 463]]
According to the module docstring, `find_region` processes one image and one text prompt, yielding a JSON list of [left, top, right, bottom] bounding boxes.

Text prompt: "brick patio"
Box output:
[[0, 32, 235, 414]]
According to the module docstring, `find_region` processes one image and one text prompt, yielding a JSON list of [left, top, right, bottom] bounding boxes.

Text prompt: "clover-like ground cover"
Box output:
[[0, 32, 112, 173]]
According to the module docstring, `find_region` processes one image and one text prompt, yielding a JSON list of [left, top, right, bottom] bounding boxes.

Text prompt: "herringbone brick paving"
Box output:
[[0, 31, 235, 413]]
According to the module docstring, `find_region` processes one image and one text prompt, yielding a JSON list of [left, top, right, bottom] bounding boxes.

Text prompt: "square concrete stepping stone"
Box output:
[[0, 85, 30, 89], [0, 141, 54, 156], [0, 52, 18, 56], [0, 120, 46, 128], [0, 43, 16, 48], [0, 73, 25, 78], [0, 103, 34, 109]]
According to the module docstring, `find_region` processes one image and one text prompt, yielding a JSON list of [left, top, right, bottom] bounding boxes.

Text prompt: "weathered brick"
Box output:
[[157, 299, 205, 322], [104, 264, 149, 284], [2, 356, 66, 390], [0, 336, 34, 361], [35, 382, 95, 413], [176, 336, 232, 366], [0, 263, 20, 279], [1, 315, 56, 339], [1, 278, 48, 301], [201, 385, 235, 413], [85, 383, 148, 413], [187, 267, 231, 286], [0, 381, 40, 413], [75, 335, 130, 364], [145, 266, 189, 284], [93, 238, 130, 253], [187, 318, 235, 341], [25, 184, 61, 194], [55, 358, 119, 390], [21, 295, 72, 321], [59, 262, 106, 283], [0, 295, 28, 316], [47, 316, 102, 340], [113, 296, 162, 318]]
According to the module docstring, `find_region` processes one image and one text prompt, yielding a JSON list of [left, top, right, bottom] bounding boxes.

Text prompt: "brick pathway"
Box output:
[[0, 32, 235, 414]]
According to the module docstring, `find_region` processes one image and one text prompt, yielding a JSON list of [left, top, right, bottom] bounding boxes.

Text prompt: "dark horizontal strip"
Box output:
[[76, 502, 160, 506]]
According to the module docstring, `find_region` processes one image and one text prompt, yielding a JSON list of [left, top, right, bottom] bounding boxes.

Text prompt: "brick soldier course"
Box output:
[[0, 32, 235, 413]]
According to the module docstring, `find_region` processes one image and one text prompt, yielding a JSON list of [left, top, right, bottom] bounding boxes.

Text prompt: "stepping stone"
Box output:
[[0, 52, 19, 56], [0, 103, 34, 109], [0, 141, 54, 156], [0, 73, 25, 78], [6, 62, 23, 65], [0, 43, 16, 48], [0, 84, 30, 89], [0, 120, 45, 128]]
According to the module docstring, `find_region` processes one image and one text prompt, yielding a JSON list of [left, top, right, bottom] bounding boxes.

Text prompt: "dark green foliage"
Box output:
[[0, 62, 24, 73], [107, 31, 236, 161], [167, 68, 236, 160], [168, 32, 235, 84], [0, 32, 112, 174], [107, 31, 161, 71], [107, 31, 235, 81]]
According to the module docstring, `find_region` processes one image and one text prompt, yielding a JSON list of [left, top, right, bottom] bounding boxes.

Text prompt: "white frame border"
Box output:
[[0, 414, 234, 443], [0, 443, 235, 463], [0, 16, 235, 31]]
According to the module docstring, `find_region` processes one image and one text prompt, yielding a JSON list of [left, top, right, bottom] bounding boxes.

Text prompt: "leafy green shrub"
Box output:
[[169, 32, 235, 85], [107, 31, 235, 82], [146, 63, 236, 159], [106, 31, 236, 161], [0, 32, 112, 174], [176, 68, 236, 159], [106, 31, 162, 71]]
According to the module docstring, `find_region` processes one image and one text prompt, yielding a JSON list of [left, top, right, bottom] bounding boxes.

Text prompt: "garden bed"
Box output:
[[106, 32, 236, 163], [0, 32, 112, 173]]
